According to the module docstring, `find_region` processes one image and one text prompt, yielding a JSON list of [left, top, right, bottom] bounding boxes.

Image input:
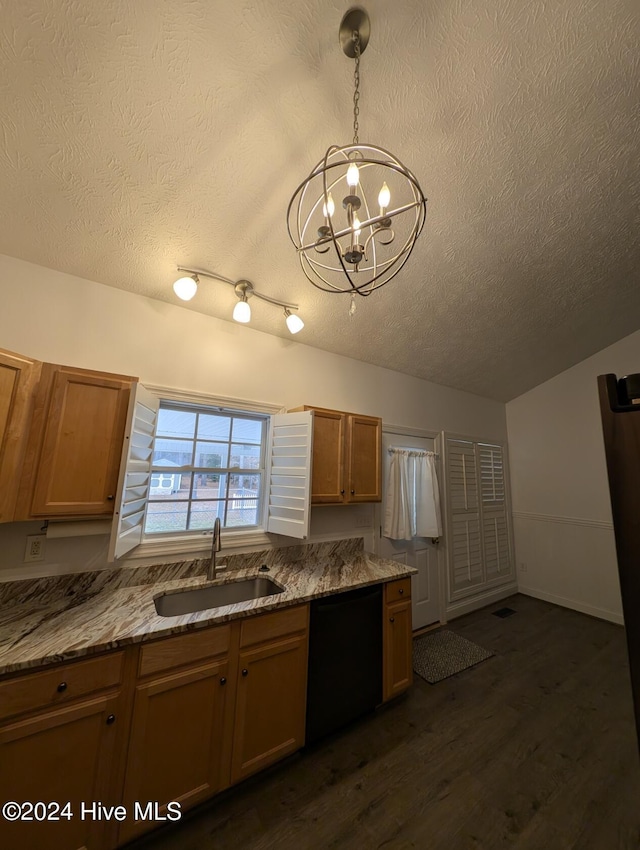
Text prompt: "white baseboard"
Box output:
[[518, 587, 624, 625], [446, 582, 518, 621]]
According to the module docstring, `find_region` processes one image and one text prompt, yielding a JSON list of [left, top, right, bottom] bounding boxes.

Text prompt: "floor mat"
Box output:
[[413, 629, 494, 684]]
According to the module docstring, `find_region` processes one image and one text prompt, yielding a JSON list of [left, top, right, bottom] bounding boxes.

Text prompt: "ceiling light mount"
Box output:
[[287, 7, 427, 300], [173, 267, 304, 333], [339, 7, 370, 58]]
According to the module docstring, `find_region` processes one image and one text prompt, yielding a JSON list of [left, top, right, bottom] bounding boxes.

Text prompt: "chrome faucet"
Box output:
[[208, 517, 222, 581]]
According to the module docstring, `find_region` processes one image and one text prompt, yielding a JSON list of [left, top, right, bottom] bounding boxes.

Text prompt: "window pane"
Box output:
[[230, 443, 261, 469], [156, 409, 196, 440], [231, 418, 262, 444], [195, 442, 229, 468], [153, 438, 192, 467], [189, 501, 225, 530], [145, 502, 188, 533], [230, 473, 260, 494], [149, 472, 191, 500], [197, 414, 231, 441], [192, 473, 227, 500], [226, 500, 258, 527]]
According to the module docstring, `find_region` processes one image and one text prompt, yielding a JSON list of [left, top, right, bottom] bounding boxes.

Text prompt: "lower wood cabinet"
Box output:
[[231, 607, 309, 784], [0, 653, 129, 850], [119, 657, 231, 844], [118, 605, 309, 843], [0, 586, 409, 849], [383, 579, 413, 701]]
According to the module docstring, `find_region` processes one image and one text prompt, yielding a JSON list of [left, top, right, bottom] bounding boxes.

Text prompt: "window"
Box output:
[[108, 384, 313, 562], [144, 403, 267, 535]]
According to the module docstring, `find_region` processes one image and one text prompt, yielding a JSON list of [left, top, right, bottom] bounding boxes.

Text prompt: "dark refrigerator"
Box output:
[[598, 372, 640, 751]]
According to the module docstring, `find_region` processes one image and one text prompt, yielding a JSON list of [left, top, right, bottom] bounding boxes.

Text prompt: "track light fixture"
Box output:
[[172, 266, 304, 334]]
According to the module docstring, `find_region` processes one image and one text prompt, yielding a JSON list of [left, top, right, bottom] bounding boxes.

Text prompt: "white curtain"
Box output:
[[383, 449, 442, 540]]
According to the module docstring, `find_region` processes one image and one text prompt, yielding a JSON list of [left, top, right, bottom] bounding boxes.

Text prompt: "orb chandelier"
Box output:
[[287, 8, 427, 307]]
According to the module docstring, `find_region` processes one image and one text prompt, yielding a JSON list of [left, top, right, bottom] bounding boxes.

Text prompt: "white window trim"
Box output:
[[127, 384, 285, 560]]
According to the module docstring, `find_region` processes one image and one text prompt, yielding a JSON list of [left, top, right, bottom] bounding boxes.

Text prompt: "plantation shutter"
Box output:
[[108, 383, 159, 561], [266, 411, 313, 539], [444, 436, 514, 602], [446, 440, 484, 597], [479, 443, 511, 583]]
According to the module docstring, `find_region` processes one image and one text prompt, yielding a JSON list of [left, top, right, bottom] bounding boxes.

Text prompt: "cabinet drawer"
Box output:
[[0, 651, 124, 722], [240, 605, 308, 649], [384, 578, 412, 604], [139, 624, 231, 678]]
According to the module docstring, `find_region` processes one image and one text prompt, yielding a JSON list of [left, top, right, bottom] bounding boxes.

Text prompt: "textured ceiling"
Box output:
[[0, 0, 639, 401]]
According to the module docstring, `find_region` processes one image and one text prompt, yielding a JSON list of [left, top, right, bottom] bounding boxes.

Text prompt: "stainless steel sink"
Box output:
[[154, 577, 284, 617]]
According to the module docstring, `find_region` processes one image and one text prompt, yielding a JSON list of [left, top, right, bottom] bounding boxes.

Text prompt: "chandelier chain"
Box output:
[[352, 31, 360, 145]]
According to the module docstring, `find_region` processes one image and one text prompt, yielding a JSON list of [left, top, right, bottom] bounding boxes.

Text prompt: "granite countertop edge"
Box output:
[[0, 539, 417, 676]]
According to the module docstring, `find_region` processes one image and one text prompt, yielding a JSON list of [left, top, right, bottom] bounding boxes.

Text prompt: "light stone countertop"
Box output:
[[0, 538, 416, 676]]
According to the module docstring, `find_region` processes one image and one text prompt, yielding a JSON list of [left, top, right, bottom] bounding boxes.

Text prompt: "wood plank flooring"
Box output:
[[128, 594, 640, 850]]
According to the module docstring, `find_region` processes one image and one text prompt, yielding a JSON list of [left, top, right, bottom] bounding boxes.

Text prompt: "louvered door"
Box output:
[[108, 383, 159, 560], [446, 440, 484, 599], [479, 444, 512, 585], [444, 436, 514, 602]]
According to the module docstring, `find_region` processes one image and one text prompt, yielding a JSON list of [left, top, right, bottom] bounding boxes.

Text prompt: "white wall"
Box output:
[[0, 254, 507, 578], [506, 330, 640, 624]]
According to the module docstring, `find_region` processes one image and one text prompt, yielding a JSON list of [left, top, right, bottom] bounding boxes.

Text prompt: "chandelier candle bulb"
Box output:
[[323, 192, 335, 219], [346, 162, 360, 187], [378, 182, 390, 211]]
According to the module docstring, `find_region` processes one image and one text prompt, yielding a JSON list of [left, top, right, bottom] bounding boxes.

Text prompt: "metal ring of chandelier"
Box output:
[[287, 143, 427, 295]]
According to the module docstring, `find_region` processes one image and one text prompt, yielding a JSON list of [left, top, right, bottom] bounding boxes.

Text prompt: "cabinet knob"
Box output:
[[106, 714, 116, 725], [242, 668, 249, 677], [351, 489, 355, 495], [399, 588, 404, 595], [220, 677, 227, 685], [57, 682, 67, 693], [340, 489, 345, 495], [389, 617, 395, 623], [107, 495, 114, 501]]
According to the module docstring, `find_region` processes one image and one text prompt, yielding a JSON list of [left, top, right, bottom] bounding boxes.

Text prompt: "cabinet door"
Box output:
[[0, 693, 121, 850], [383, 598, 413, 701], [21, 365, 132, 518], [231, 633, 308, 784], [0, 349, 41, 522], [345, 414, 382, 502], [120, 659, 230, 843], [310, 409, 346, 503]]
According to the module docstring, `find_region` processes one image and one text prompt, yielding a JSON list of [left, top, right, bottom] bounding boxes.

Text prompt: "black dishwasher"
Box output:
[[305, 583, 383, 745]]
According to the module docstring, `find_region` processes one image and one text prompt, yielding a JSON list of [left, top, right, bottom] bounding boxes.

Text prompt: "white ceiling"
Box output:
[[1, 0, 638, 401]]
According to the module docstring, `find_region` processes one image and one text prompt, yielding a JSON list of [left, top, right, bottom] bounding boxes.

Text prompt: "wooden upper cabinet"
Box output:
[[290, 406, 382, 504], [17, 364, 135, 519], [0, 349, 42, 522], [346, 413, 382, 502], [309, 409, 346, 503]]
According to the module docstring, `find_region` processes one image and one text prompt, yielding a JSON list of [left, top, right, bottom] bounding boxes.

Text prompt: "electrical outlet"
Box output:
[[24, 534, 46, 563], [519, 561, 527, 572], [354, 511, 371, 528]]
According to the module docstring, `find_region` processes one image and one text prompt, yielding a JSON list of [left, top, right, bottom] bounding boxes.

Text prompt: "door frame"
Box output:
[[374, 423, 447, 628]]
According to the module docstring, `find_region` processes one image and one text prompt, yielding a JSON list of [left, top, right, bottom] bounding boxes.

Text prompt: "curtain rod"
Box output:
[[387, 447, 439, 458]]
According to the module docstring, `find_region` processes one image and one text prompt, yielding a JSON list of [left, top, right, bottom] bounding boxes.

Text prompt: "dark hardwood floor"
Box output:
[[129, 594, 640, 850]]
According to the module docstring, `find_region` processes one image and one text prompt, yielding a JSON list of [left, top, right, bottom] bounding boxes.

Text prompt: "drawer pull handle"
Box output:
[[57, 682, 68, 693], [389, 617, 395, 623], [106, 714, 116, 725], [107, 495, 114, 501], [220, 677, 227, 685], [242, 668, 249, 677]]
